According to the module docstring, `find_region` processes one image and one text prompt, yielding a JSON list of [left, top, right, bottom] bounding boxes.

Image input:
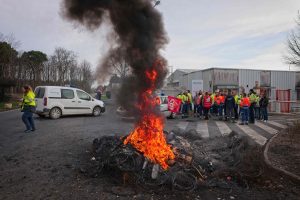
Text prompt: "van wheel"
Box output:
[[50, 107, 62, 119], [93, 106, 101, 116]]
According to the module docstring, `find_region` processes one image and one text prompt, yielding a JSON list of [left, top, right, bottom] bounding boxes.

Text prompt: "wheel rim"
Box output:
[[94, 107, 101, 116], [52, 108, 61, 119]]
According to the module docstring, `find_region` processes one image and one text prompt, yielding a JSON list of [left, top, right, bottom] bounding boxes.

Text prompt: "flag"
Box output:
[[168, 96, 181, 113]]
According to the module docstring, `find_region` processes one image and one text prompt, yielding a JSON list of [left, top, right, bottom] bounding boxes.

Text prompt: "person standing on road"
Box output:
[[260, 92, 269, 122], [203, 92, 212, 120], [225, 91, 236, 123], [187, 90, 193, 116], [240, 93, 250, 125], [254, 93, 261, 120], [21, 85, 36, 133], [233, 91, 241, 120], [249, 89, 257, 124], [96, 89, 102, 100]]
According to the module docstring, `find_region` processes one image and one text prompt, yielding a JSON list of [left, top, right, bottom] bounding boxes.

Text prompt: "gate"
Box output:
[[276, 89, 291, 113]]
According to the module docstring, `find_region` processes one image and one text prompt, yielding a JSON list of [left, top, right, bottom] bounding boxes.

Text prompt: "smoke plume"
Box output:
[[62, 0, 168, 116]]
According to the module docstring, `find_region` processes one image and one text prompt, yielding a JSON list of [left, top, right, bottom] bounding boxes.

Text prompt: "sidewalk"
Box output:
[[266, 122, 300, 181]]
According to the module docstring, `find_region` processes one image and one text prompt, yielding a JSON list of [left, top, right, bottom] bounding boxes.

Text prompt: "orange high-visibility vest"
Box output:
[[241, 97, 250, 107]]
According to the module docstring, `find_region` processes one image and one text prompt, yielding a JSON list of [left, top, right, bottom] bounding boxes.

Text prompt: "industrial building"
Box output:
[[166, 68, 300, 113]]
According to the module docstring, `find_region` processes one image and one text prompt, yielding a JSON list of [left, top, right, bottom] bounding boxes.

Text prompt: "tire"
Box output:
[[93, 106, 101, 116], [49, 107, 62, 119]]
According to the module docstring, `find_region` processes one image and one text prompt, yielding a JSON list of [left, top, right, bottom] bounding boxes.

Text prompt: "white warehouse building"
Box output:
[[166, 68, 300, 113]]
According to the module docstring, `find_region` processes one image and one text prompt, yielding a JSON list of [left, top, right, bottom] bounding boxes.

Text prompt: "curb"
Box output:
[[263, 131, 300, 183], [0, 108, 19, 114]]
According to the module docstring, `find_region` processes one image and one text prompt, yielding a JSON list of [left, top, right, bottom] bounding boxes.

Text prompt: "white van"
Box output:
[[34, 86, 105, 119]]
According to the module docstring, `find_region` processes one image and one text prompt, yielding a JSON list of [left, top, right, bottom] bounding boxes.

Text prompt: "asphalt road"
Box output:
[[0, 100, 136, 200]]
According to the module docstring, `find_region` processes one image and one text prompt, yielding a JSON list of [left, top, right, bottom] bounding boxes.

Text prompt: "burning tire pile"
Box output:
[[82, 130, 263, 192]]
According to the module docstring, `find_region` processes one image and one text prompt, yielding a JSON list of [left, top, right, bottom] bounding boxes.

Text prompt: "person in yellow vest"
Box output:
[[187, 90, 193, 115], [176, 92, 183, 114], [254, 94, 261, 120], [234, 91, 242, 120], [21, 85, 36, 133], [181, 91, 189, 118], [249, 89, 257, 124]]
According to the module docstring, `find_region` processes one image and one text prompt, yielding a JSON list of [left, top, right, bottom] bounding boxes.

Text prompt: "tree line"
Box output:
[[0, 33, 93, 100]]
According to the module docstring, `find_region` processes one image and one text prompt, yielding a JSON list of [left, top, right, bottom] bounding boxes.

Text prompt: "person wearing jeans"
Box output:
[[241, 106, 249, 125], [22, 111, 35, 132], [239, 93, 250, 125], [21, 85, 36, 133], [259, 92, 269, 122]]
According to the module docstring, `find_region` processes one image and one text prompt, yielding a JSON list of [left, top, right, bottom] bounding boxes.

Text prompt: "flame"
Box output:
[[124, 62, 175, 170]]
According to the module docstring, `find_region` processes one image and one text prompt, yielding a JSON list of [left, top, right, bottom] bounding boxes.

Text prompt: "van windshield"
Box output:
[[35, 87, 45, 98]]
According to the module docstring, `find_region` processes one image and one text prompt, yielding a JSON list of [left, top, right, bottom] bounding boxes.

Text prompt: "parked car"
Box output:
[[116, 95, 173, 118], [34, 86, 105, 119]]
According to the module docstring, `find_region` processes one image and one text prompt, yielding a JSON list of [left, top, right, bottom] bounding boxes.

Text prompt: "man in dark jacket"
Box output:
[[225, 91, 236, 122], [259, 92, 269, 122]]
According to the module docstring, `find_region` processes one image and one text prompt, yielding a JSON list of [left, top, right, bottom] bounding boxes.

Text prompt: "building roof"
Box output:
[[176, 69, 198, 73]]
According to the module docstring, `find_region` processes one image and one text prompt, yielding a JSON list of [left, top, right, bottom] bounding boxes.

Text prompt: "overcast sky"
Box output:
[[1, 0, 300, 71]]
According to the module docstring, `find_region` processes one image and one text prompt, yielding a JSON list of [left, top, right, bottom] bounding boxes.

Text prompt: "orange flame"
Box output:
[[124, 63, 175, 170]]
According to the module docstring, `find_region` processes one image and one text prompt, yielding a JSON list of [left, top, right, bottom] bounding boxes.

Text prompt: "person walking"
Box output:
[[240, 93, 250, 125], [225, 91, 236, 123], [21, 85, 36, 133], [260, 92, 269, 122], [203, 92, 212, 120]]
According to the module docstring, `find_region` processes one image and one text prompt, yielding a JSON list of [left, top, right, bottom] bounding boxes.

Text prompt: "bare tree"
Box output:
[[78, 60, 93, 92], [285, 13, 300, 67], [51, 47, 77, 85], [96, 47, 131, 82]]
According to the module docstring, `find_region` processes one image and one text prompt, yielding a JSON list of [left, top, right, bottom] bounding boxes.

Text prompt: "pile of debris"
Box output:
[[82, 130, 263, 191]]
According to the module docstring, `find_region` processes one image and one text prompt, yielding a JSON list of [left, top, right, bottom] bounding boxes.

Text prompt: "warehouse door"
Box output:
[[276, 89, 291, 113]]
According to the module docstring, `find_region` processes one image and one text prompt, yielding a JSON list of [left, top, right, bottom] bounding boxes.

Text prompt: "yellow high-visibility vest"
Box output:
[[22, 91, 36, 107]]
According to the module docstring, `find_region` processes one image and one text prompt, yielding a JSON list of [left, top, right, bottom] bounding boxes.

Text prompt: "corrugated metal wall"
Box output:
[[271, 71, 296, 100], [239, 69, 260, 93], [182, 74, 188, 90], [203, 70, 213, 92], [186, 71, 203, 91], [271, 71, 295, 90]]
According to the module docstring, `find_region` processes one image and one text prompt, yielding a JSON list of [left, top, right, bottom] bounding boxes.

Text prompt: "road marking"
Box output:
[[267, 121, 287, 129], [196, 121, 209, 138], [215, 121, 232, 136], [236, 124, 267, 146], [255, 122, 278, 135], [177, 121, 189, 131]]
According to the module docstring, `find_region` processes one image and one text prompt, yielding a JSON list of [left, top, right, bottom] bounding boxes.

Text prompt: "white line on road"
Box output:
[[196, 121, 209, 138], [236, 124, 267, 146], [255, 122, 278, 135], [177, 121, 189, 131], [215, 121, 232, 136], [267, 121, 287, 129]]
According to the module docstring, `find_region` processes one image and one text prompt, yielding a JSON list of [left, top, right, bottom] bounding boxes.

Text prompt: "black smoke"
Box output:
[[61, 0, 168, 117]]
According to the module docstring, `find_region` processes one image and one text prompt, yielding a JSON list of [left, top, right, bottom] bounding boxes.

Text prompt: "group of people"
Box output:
[[175, 89, 269, 125]]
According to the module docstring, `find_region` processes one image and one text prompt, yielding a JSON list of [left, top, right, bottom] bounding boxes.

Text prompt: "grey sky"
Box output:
[[1, 0, 300, 71]]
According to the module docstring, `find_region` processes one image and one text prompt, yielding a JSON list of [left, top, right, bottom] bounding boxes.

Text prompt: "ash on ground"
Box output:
[[80, 130, 264, 192]]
